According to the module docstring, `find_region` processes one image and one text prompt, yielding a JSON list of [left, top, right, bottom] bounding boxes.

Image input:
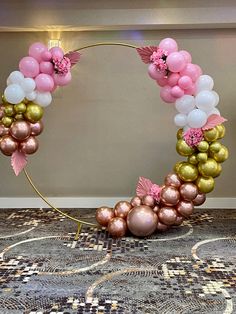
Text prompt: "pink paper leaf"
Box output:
[[64, 51, 81, 67], [136, 46, 158, 64], [202, 114, 227, 130], [11, 150, 27, 176], [136, 176, 154, 197]]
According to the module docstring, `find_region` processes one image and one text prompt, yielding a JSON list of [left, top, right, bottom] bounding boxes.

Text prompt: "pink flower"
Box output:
[[150, 48, 169, 73], [183, 128, 204, 147], [148, 184, 161, 202], [52, 56, 71, 75]]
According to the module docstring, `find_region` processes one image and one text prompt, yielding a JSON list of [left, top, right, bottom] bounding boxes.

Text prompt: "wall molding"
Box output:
[[0, 197, 235, 209]]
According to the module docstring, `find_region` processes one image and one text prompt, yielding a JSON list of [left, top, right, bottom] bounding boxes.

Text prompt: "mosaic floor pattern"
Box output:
[[0, 208, 235, 314]]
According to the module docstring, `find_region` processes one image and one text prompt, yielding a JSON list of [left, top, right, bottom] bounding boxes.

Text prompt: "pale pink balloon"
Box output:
[[19, 57, 40, 78], [170, 86, 184, 98], [166, 52, 186, 73], [148, 63, 165, 80], [185, 83, 196, 96], [160, 186, 180, 206], [130, 196, 142, 207], [195, 64, 203, 76], [156, 76, 168, 87], [142, 195, 155, 207], [180, 63, 201, 82], [20, 136, 38, 154], [114, 201, 132, 219], [96, 207, 114, 227], [168, 73, 180, 87], [0, 135, 18, 156], [39, 61, 54, 75], [107, 217, 127, 237], [192, 193, 206, 206], [179, 50, 192, 63], [156, 221, 169, 232], [41, 51, 52, 61], [29, 42, 47, 62], [35, 73, 54, 92], [160, 85, 176, 103], [164, 173, 182, 188], [50, 47, 64, 60], [53, 72, 72, 86], [176, 201, 194, 217], [159, 38, 178, 53], [10, 121, 31, 141], [0, 124, 9, 136], [30, 121, 44, 136], [158, 207, 177, 225], [179, 183, 198, 201], [178, 75, 192, 90]]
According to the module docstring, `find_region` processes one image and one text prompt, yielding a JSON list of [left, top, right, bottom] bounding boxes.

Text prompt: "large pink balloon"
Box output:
[[10, 121, 31, 141], [29, 42, 47, 62], [148, 63, 165, 80], [160, 186, 180, 206], [180, 63, 201, 82], [166, 52, 186, 73], [35, 73, 54, 92], [179, 50, 192, 63], [159, 38, 178, 53], [19, 57, 40, 78], [39, 61, 54, 75], [53, 72, 72, 86], [160, 85, 176, 103]]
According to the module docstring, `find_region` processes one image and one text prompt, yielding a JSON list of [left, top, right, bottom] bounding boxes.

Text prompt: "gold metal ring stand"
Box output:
[[24, 42, 138, 239]]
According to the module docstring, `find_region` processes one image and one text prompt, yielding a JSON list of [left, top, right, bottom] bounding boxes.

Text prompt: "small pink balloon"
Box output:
[[130, 196, 142, 207], [192, 193, 206, 206], [176, 200, 194, 218], [35, 73, 54, 92], [159, 38, 178, 53], [142, 195, 155, 207], [179, 50, 192, 63], [28, 42, 47, 62], [39, 61, 54, 75], [178, 75, 192, 90], [160, 85, 176, 103], [168, 73, 180, 87], [148, 63, 165, 80], [19, 56, 40, 78], [180, 63, 201, 82], [156, 76, 168, 87], [170, 86, 184, 98], [166, 52, 186, 73], [96, 207, 114, 227], [180, 183, 198, 201], [41, 51, 52, 61], [50, 47, 64, 60], [30, 121, 44, 136], [164, 173, 182, 188], [53, 72, 72, 86], [158, 207, 177, 225], [20, 136, 38, 154], [160, 186, 180, 206], [114, 201, 132, 219], [184, 82, 196, 96]]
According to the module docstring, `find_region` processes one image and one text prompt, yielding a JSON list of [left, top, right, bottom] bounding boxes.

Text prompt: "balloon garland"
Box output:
[[0, 38, 228, 238]]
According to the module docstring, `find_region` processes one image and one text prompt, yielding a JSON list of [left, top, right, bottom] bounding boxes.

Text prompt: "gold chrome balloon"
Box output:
[[197, 152, 208, 163], [1, 94, 7, 104], [188, 154, 198, 165], [211, 145, 229, 163], [197, 141, 209, 152], [198, 158, 218, 177], [14, 103, 26, 114], [174, 161, 185, 173], [177, 128, 183, 140], [176, 139, 195, 156], [212, 163, 222, 178], [216, 124, 225, 139], [196, 176, 215, 193], [209, 141, 222, 154], [203, 127, 219, 142], [178, 163, 198, 182], [4, 104, 15, 117], [24, 103, 44, 123], [2, 116, 13, 127], [15, 113, 24, 120]]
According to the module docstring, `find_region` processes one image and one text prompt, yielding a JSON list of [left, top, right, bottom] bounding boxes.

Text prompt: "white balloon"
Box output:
[[7, 71, 24, 85], [174, 113, 187, 127], [20, 78, 36, 93], [187, 109, 207, 128], [195, 90, 216, 112], [175, 95, 195, 114], [35, 91, 52, 107], [212, 91, 219, 106], [195, 75, 214, 93], [4, 84, 25, 104], [6, 78, 11, 86], [207, 108, 221, 117], [26, 91, 37, 101]]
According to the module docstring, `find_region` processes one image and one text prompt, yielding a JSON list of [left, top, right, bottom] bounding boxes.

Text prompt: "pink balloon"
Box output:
[[39, 61, 54, 75], [159, 38, 178, 53], [171, 86, 184, 98], [195, 64, 203, 76], [28, 42, 47, 62], [168, 73, 180, 87], [148, 63, 165, 80], [19, 57, 40, 78], [185, 82, 196, 95], [50, 47, 64, 60], [166, 52, 186, 73], [53, 72, 72, 86], [41, 51, 52, 61], [35, 73, 54, 92], [178, 75, 192, 90], [160, 85, 176, 103], [179, 50, 192, 63], [180, 63, 201, 82], [156, 76, 168, 87]]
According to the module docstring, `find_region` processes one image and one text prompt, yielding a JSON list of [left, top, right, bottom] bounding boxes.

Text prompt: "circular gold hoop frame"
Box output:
[[23, 42, 138, 232]]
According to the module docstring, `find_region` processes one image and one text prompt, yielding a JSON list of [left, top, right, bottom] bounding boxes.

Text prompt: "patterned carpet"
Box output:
[[0, 208, 235, 314]]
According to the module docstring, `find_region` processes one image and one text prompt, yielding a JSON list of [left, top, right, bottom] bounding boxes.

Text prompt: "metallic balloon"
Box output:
[[153, 205, 160, 214], [216, 124, 225, 139], [174, 215, 184, 226], [164, 173, 182, 188], [213, 163, 222, 178], [196, 176, 215, 194], [96, 206, 114, 227], [176, 128, 183, 140], [197, 141, 209, 152], [10, 121, 31, 141], [156, 221, 169, 232], [197, 152, 208, 163], [174, 161, 185, 173], [211, 145, 229, 163], [0, 135, 18, 156], [176, 139, 195, 156], [107, 217, 127, 237], [179, 183, 198, 201], [203, 127, 219, 142], [0, 106, 4, 119], [176, 200, 194, 217], [130, 196, 142, 207], [14, 103, 26, 114], [114, 201, 132, 219], [198, 158, 218, 177], [30, 121, 44, 136], [160, 186, 180, 206], [20, 136, 38, 154], [142, 195, 155, 207], [192, 193, 206, 206], [0, 124, 9, 137], [4, 104, 15, 117], [15, 113, 24, 120], [127, 205, 158, 237], [24, 103, 44, 123], [209, 141, 222, 153], [158, 207, 178, 225], [178, 163, 198, 182], [2, 116, 13, 127], [188, 154, 198, 165]]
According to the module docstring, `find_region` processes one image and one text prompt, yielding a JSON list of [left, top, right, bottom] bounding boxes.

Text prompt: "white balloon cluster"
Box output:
[[4, 70, 52, 107], [174, 75, 220, 129]]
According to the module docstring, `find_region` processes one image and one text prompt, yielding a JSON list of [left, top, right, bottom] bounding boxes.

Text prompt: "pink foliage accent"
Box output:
[[52, 56, 71, 75], [11, 150, 27, 176], [183, 128, 203, 147], [202, 114, 227, 130], [64, 51, 81, 67], [136, 177, 161, 201], [150, 49, 169, 72], [136, 46, 159, 64]]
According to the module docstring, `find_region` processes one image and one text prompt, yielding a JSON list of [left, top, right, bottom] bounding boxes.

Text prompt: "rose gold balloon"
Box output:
[[142, 195, 155, 207], [130, 196, 142, 207], [174, 215, 184, 226], [0, 135, 18, 156], [176, 201, 194, 218], [165, 173, 182, 188], [179, 183, 198, 201], [153, 205, 160, 213], [114, 201, 132, 219], [156, 221, 169, 232], [107, 217, 127, 237], [30, 121, 44, 136], [20, 136, 38, 154], [0, 124, 9, 136], [96, 207, 114, 227], [10, 121, 31, 141], [0, 106, 4, 119], [160, 186, 180, 206], [192, 193, 206, 206], [158, 207, 177, 225]]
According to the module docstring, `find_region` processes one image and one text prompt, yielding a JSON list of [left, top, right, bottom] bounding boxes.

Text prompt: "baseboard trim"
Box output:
[[0, 197, 235, 209]]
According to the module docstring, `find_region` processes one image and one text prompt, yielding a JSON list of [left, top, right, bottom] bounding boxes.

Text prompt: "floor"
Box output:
[[0, 208, 235, 314]]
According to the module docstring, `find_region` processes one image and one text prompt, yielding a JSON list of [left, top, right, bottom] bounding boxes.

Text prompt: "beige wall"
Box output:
[[0, 7, 235, 198]]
